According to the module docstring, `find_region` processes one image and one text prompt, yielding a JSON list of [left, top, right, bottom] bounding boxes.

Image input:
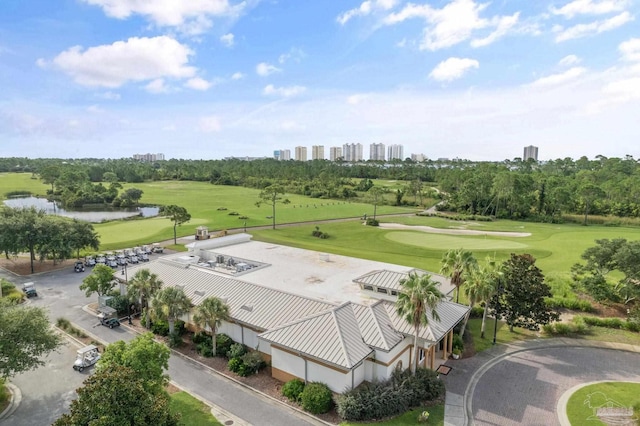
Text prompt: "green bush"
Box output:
[[553, 323, 573, 335], [168, 331, 183, 348], [56, 317, 71, 330], [0, 279, 15, 295], [365, 218, 379, 226], [216, 334, 234, 358], [6, 292, 24, 304], [300, 382, 333, 414], [336, 368, 444, 421], [241, 351, 266, 375], [227, 357, 243, 374], [151, 320, 170, 336], [227, 343, 247, 359], [452, 334, 464, 351], [193, 331, 210, 345], [469, 305, 485, 318], [282, 379, 306, 403], [545, 297, 594, 313], [106, 293, 130, 315], [197, 342, 214, 357]]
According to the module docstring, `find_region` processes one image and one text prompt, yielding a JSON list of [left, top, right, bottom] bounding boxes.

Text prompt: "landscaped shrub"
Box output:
[[197, 342, 214, 357], [0, 279, 15, 295], [227, 357, 243, 374], [365, 218, 379, 226], [469, 305, 485, 318], [336, 368, 444, 421], [216, 333, 234, 358], [6, 292, 24, 304], [106, 293, 129, 315], [282, 379, 305, 403], [226, 343, 247, 359], [300, 382, 333, 414], [168, 331, 183, 348], [542, 318, 589, 336], [56, 317, 71, 330], [151, 320, 170, 336], [193, 331, 210, 345], [545, 297, 595, 312], [452, 334, 464, 352], [241, 351, 266, 375]]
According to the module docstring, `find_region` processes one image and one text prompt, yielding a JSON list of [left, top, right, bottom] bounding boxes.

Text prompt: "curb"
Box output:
[[0, 383, 22, 421]]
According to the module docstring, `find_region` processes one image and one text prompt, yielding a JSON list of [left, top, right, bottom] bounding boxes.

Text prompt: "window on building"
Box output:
[[419, 348, 425, 363], [390, 290, 398, 296], [363, 285, 373, 291], [377, 287, 388, 294]]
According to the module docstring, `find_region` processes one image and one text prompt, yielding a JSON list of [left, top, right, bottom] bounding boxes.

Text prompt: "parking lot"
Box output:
[[3, 337, 91, 426]]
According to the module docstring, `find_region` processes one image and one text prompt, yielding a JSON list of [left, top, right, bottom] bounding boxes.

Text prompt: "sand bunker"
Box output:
[[379, 223, 531, 237]]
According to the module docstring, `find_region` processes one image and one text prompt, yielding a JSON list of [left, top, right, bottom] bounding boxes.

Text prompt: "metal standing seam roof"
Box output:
[[123, 259, 336, 332], [351, 300, 404, 351], [258, 302, 374, 370], [353, 269, 452, 294], [382, 299, 470, 343]]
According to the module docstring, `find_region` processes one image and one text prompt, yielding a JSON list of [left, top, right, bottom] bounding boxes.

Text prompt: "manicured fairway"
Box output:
[[385, 231, 529, 250], [566, 382, 640, 426]]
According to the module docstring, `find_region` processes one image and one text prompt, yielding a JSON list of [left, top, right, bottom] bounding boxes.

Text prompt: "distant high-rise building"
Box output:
[[411, 153, 426, 162], [133, 153, 164, 162], [342, 143, 363, 162], [369, 143, 386, 161], [311, 145, 325, 160], [295, 146, 308, 161], [274, 149, 291, 161], [523, 145, 539, 161], [387, 144, 404, 161], [329, 146, 343, 161]]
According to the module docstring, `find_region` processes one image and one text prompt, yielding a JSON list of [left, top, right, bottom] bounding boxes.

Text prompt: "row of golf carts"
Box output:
[[76, 243, 164, 272]]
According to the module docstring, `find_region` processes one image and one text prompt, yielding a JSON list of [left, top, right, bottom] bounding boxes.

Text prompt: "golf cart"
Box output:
[[22, 282, 37, 298], [74, 261, 85, 273], [73, 344, 100, 372], [152, 243, 164, 254], [98, 307, 120, 329]]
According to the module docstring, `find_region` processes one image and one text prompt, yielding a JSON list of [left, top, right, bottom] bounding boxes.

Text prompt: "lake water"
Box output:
[[3, 197, 159, 223]]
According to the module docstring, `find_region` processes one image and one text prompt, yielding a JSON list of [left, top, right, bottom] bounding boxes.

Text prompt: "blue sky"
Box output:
[[1, 0, 639, 161]]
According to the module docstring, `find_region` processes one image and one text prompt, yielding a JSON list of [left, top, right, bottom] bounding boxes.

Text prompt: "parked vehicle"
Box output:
[[128, 255, 139, 264], [142, 245, 153, 255], [152, 243, 164, 253], [100, 317, 120, 328], [96, 255, 106, 264], [139, 253, 149, 262], [107, 259, 118, 268], [22, 282, 37, 298], [117, 257, 127, 266], [74, 261, 85, 273], [85, 256, 96, 267], [73, 345, 100, 372], [133, 246, 143, 255]]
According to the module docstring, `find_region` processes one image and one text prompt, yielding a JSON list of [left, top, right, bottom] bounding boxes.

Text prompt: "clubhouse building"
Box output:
[[123, 234, 469, 392]]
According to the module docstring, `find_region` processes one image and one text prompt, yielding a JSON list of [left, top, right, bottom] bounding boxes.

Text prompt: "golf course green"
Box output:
[[385, 231, 529, 250]]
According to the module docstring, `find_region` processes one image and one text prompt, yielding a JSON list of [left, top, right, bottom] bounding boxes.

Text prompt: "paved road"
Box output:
[[441, 339, 640, 426], [2, 262, 319, 426]]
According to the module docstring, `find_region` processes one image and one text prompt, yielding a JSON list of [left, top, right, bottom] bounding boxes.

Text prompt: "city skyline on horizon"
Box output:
[[1, 1, 639, 161]]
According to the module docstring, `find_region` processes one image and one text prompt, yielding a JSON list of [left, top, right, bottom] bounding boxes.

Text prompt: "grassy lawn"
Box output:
[[340, 404, 444, 426], [466, 318, 541, 353], [169, 391, 222, 426], [574, 326, 640, 346], [566, 382, 640, 426]]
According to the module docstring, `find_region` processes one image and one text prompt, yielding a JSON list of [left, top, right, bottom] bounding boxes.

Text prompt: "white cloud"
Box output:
[[256, 62, 281, 76], [199, 115, 222, 132], [347, 94, 370, 104], [97, 91, 121, 100], [550, 0, 630, 18], [429, 57, 479, 82], [43, 36, 196, 88], [529, 67, 587, 87], [87, 105, 104, 113], [471, 12, 519, 47], [619, 38, 640, 62], [278, 48, 305, 64], [231, 72, 245, 80], [263, 84, 306, 98], [145, 78, 170, 93], [220, 33, 235, 47], [280, 120, 305, 131], [185, 77, 212, 90], [559, 54, 581, 67], [384, 0, 517, 51], [337, 0, 398, 25], [555, 11, 633, 42], [81, 0, 243, 32]]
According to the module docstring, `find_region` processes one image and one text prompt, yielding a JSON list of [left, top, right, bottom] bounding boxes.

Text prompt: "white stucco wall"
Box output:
[[272, 347, 306, 378]]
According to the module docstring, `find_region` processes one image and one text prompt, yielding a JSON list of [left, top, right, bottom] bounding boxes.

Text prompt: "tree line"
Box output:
[[0, 207, 100, 273]]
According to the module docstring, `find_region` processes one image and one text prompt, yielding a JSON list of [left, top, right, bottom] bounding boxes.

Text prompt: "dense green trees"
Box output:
[[80, 264, 117, 298], [0, 299, 63, 378], [0, 207, 99, 273]]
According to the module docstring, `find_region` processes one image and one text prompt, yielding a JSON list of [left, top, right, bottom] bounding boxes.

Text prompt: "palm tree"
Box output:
[[150, 286, 192, 335], [460, 264, 490, 338], [479, 259, 503, 339], [193, 297, 231, 356], [127, 269, 163, 329], [396, 272, 444, 374], [440, 248, 477, 304]]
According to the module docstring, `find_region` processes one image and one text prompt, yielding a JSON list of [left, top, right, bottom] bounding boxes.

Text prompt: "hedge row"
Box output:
[[336, 368, 444, 421]]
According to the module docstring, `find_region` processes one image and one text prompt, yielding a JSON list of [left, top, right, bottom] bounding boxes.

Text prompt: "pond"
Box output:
[[3, 196, 160, 223]]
